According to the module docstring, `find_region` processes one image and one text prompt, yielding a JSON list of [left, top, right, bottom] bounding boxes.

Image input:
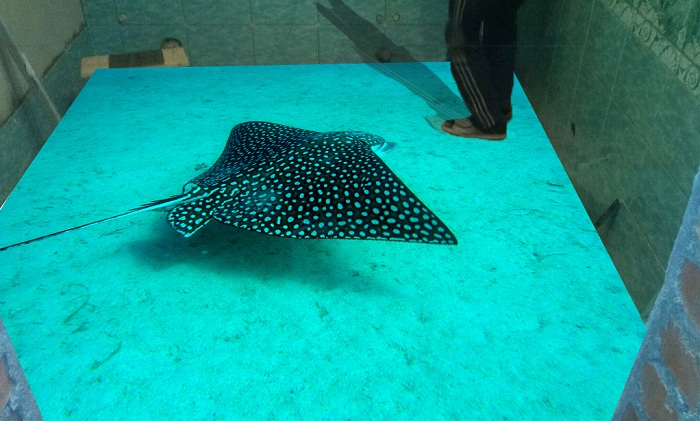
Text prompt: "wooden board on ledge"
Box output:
[[80, 47, 189, 78]]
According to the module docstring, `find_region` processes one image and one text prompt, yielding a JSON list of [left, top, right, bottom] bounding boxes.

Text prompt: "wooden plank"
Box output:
[[80, 47, 189, 78]]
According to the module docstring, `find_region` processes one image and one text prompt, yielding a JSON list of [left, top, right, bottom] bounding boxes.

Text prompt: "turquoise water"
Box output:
[[0, 63, 644, 419]]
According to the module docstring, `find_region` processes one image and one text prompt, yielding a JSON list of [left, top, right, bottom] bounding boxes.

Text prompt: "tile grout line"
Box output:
[[600, 0, 628, 139], [565, 0, 597, 129], [249, 0, 257, 65]]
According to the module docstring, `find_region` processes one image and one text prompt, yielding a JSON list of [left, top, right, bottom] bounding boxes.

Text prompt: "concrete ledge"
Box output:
[[0, 319, 43, 421], [614, 167, 700, 420]]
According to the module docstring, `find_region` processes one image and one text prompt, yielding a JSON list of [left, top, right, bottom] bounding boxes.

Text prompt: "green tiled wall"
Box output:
[[80, 0, 449, 64], [517, 0, 700, 319]]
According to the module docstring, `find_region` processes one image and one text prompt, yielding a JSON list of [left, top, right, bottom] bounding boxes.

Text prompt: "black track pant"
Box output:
[[447, 0, 523, 131]]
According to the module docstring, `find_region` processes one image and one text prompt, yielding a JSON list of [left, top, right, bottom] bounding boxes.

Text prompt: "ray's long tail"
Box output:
[[0, 193, 192, 252]]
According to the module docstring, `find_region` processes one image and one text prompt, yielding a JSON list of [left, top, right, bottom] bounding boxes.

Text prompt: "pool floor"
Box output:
[[0, 63, 644, 419]]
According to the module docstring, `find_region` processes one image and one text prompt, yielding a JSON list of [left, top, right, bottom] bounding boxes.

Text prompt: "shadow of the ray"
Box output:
[[127, 218, 398, 295]]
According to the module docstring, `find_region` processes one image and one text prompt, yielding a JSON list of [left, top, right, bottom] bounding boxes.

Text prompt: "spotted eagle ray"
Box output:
[[0, 122, 457, 251]]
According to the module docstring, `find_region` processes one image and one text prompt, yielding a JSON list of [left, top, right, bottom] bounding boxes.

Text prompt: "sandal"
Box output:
[[442, 118, 507, 141]]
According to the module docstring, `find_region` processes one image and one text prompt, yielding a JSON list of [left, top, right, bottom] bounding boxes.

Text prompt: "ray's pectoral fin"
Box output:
[[167, 186, 240, 237], [167, 198, 215, 237]]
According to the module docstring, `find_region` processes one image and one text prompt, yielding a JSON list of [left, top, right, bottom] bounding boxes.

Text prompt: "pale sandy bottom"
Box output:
[[0, 63, 644, 419]]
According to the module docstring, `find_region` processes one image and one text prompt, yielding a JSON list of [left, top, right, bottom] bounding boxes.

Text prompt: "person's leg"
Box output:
[[483, 0, 522, 119], [447, 0, 505, 132]]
